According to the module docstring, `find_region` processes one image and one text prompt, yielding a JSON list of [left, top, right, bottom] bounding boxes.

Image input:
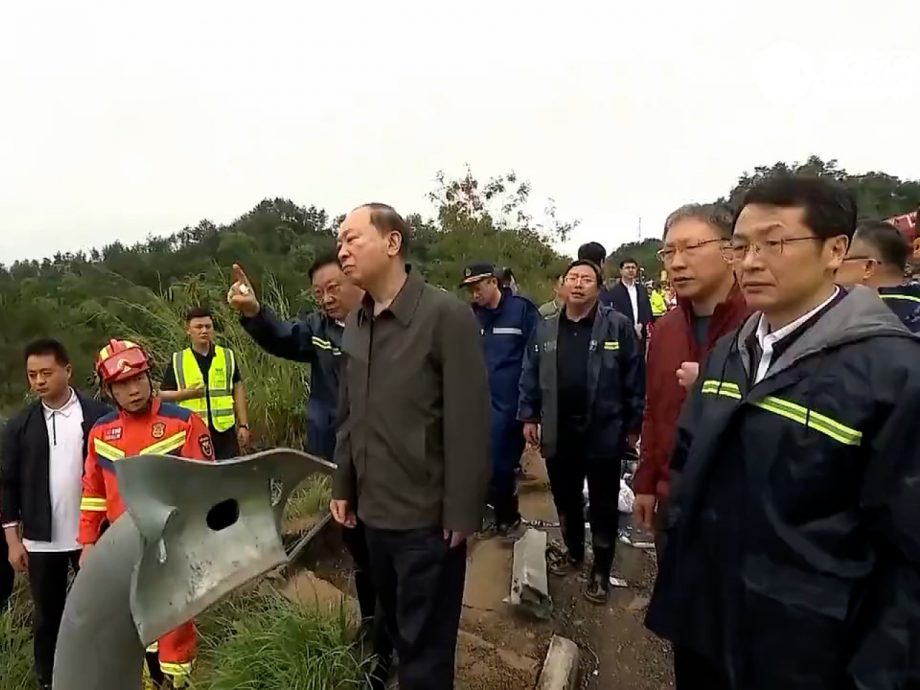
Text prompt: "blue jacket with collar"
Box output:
[[472, 289, 540, 421]]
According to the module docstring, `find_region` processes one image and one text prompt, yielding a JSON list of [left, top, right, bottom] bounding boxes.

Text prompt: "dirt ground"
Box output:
[[288, 450, 673, 689]]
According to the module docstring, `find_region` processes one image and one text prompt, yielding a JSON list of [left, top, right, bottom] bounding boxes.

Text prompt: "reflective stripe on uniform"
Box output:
[[312, 335, 342, 356], [140, 430, 188, 456], [700, 379, 862, 446], [159, 661, 192, 677], [880, 293, 920, 304], [93, 437, 126, 461], [701, 379, 742, 400], [754, 396, 863, 446], [146, 641, 159, 654], [493, 327, 523, 335], [80, 497, 107, 512], [603, 340, 619, 351]]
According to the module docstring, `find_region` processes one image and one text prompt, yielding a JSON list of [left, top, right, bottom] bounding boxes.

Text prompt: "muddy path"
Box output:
[[284, 451, 674, 689]]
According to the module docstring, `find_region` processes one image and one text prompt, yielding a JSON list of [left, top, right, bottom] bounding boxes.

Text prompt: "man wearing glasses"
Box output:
[[633, 203, 748, 561], [646, 175, 920, 689], [836, 219, 920, 332]]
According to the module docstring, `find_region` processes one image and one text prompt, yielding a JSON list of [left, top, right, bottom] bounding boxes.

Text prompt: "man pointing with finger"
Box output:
[[331, 203, 491, 690]]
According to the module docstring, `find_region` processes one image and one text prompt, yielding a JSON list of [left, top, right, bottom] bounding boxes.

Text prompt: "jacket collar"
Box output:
[[359, 264, 424, 327]]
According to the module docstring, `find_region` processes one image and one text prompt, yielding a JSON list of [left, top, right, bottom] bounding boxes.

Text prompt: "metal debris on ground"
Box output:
[[509, 527, 552, 619]]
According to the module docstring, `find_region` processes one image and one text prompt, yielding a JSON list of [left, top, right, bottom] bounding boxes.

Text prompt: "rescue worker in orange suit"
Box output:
[[79, 339, 214, 689]]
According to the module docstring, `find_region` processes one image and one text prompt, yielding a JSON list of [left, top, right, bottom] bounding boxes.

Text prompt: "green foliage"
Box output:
[[193, 588, 366, 689], [284, 475, 332, 525], [721, 155, 920, 219], [0, 171, 572, 422]]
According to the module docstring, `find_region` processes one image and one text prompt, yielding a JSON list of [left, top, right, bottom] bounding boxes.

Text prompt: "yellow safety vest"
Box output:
[[651, 290, 668, 317], [172, 346, 236, 432]]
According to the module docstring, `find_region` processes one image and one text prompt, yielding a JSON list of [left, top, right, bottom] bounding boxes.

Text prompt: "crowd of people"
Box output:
[[3, 176, 920, 689]]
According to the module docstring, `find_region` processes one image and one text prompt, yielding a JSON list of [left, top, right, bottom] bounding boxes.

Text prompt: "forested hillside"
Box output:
[[1, 158, 917, 443], [0, 170, 572, 436]]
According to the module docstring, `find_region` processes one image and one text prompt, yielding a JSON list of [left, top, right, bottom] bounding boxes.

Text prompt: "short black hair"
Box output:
[[577, 242, 607, 266], [24, 338, 70, 366], [735, 174, 857, 241], [308, 250, 341, 281], [361, 202, 411, 255], [854, 220, 910, 270], [564, 259, 604, 285], [619, 257, 639, 268], [185, 305, 213, 322]]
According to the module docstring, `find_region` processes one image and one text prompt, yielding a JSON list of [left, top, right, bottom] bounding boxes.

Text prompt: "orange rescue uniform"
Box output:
[[80, 397, 214, 681]]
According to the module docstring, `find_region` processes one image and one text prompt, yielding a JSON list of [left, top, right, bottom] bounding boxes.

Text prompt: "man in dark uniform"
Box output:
[[461, 262, 539, 538], [519, 259, 645, 604], [647, 175, 920, 689]]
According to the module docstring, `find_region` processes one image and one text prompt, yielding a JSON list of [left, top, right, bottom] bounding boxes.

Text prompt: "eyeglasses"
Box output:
[[657, 239, 725, 264], [721, 237, 823, 263]]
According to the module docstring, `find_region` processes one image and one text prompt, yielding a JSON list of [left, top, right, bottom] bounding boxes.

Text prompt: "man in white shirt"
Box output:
[[1, 339, 110, 689]]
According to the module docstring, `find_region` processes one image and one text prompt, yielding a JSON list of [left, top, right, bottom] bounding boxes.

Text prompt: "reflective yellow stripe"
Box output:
[[880, 293, 920, 304], [146, 641, 159, 653], [80, 497, 107, 512], [140, 430, 187, 456], [93, 437, 126, 461], [754, 396, 862, 446], [603, 340, 619, 350], [159, 661, 192, 676], [311, 336, 334, 350], [700, 379, 742, 400]]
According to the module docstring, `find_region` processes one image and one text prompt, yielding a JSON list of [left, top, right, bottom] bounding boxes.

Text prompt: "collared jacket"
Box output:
[[241, 306, 343, 459], [633, 284, 749, 502], [878, 282, 920, 332], [333, 268, 491, 535], [646, 286, 920, 690], [79, 397, 213, 545], [607, 281, 653, 326], [517, 304, 645, 460], [1, 392, 110, 541]]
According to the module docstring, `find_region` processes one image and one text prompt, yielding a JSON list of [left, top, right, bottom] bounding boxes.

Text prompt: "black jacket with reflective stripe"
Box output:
[[646, 286, 920, 690]]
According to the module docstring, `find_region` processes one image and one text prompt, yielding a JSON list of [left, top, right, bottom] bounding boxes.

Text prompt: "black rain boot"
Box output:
[[585, 544, 615, 604]]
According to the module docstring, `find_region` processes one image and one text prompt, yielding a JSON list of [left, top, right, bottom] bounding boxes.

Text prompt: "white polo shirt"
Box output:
[[23, 389, 84, 553]]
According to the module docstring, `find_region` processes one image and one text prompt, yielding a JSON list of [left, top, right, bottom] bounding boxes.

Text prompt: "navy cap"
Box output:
[[460, 261, 498, 286]]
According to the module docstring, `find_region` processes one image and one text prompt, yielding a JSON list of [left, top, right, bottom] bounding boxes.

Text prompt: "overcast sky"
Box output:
[[1, 1, 918, 264]]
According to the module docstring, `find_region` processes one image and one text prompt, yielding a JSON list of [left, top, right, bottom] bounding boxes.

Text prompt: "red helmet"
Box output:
[[95, 339, 152, 384]]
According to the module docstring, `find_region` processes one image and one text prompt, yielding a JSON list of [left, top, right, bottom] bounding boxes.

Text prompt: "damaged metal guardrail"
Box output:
[[53, 448, 335, 690]]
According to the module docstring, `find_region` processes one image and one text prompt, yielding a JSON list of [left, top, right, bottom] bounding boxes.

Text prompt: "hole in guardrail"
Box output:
[[207, 498, 240, 531]]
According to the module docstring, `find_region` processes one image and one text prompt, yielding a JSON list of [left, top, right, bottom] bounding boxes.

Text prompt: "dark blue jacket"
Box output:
[[518, 304, 645, 460], [878, 283, 920, 332], [472, 289, 540, 419], [241, 307, 342, 459]]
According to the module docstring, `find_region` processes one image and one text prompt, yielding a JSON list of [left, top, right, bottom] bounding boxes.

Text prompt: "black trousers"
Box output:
[[28, 550, 80, 686], [0, 538, 14, 610], [545, 429, 622, 577], [212, 427, 241, 460], [673, 646, 731, 690], [341, 519, 393, 672], [365, 526, 467, 690]]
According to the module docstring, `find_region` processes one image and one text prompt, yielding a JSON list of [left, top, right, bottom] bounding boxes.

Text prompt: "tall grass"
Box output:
[[0, 582, 34, 690], [80, 267, 310, 449], [194, 588, 367, 689], [284, 475, 332, 526]]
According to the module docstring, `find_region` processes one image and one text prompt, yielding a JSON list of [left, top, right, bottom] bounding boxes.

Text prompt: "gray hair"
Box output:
[[662, 203, 733, 240]]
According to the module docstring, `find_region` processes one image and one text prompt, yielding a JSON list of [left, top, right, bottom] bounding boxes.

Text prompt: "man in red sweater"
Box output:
[[633, 204, 749, 558]]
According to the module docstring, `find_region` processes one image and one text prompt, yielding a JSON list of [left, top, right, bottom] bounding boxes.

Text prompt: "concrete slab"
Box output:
[[536, 635, 580, 690], [510, 528, 551, 619]]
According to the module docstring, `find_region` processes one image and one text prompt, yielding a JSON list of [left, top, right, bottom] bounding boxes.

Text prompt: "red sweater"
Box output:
[[634, 284, 749, 502]]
